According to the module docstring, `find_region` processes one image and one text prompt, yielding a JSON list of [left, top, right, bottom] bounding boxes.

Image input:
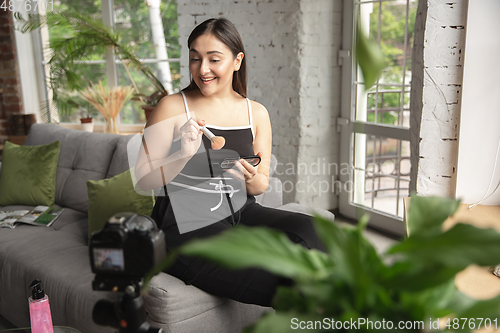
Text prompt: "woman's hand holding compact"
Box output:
[[227, 152, 263, 183]]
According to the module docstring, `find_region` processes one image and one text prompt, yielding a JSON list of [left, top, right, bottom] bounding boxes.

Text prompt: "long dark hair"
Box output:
[[183, 18, 247, 98]]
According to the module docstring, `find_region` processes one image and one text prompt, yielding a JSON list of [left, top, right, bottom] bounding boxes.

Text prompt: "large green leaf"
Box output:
[[272, 285, 312, 313], [406, 194, 460, 238], [356, 21, 385, 89], [313, 215, 386, 311], [179, 225, 332, 280], [389, 223, 500, 269], [449, 291, 500, 320], [398, 279, 458, 320], [383, 261, 460, 292], [310, 216, 400, 317], [313, 216, 384, 283]]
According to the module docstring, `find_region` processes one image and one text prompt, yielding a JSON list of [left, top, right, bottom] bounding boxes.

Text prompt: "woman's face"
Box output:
[[189, 33, 243, 96]]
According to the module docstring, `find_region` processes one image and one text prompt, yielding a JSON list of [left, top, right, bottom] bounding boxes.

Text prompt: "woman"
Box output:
[[135, 18, 323, 306]]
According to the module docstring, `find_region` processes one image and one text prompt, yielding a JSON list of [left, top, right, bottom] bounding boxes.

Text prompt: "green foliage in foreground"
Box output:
[[169, 195, 500, 332]]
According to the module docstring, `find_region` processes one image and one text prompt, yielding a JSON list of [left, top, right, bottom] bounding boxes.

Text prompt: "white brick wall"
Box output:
[[176, 0, 343, 209], [410, 0, 467, 197], [295, 0, 342, 209]]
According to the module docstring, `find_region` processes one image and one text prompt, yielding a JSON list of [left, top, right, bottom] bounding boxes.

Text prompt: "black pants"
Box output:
[[151, 195, 325, 307]]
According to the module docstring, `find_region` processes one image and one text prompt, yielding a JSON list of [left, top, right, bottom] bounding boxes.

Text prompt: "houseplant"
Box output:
[[79, 82, 135, 134], [133, 90, 168, 122], [79, 107, 94, 132], [147, 195, 500, 332], [77, 101, 101, 132], [14, 9, 168, 122]]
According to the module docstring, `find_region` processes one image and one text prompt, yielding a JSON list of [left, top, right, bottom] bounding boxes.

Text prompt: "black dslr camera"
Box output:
[[89, 212, 166, 333], [90, 212, 166, 291]]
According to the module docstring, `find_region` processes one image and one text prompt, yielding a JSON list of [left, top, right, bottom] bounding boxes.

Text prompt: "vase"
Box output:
[[142, 106, 154, 122], [106, 117, 119, 134]]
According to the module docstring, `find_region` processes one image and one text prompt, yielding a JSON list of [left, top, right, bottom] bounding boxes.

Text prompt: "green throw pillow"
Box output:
[[87, 169, 155, 239], [0, 140, 60, 206]]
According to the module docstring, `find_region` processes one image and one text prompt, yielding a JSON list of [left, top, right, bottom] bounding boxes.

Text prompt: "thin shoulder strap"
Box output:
[[180, 91, 191, 120], [246, 98, 253, 127], [246, 98, 255, 141]]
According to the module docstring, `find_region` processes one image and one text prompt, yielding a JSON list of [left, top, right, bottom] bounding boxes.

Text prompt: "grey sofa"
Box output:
[[0, 124, 334, 333]]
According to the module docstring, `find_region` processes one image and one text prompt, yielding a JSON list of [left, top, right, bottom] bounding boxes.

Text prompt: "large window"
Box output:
[[44, 0, 180, 128], [339, 0, 417, 235]]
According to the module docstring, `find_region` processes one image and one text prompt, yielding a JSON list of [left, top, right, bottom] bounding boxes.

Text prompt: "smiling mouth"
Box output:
[[201, 77, 216, 83]]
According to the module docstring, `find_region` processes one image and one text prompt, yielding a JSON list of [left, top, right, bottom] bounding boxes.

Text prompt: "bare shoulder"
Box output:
[[249, 100, 270, 123], [147, 93, 186, 126]]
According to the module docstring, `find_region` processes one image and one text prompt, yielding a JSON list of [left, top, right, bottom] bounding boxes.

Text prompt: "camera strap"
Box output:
[[222, 178, 240, 226]]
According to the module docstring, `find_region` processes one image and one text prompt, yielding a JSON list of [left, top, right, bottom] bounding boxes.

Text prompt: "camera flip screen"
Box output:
[[93, 248, 125, 272]]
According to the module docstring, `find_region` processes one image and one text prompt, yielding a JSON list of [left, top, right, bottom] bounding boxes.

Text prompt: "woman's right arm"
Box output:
[[134, 94, 203, 191]]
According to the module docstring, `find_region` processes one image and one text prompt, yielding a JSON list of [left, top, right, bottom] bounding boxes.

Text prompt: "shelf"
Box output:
[[7, 135, 27, 146]]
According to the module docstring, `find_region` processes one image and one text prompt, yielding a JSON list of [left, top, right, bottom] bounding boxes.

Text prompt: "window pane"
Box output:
[[353, 133, 411, 218], [49, 0, 180, 125], [114, 0, 181, 124], [50, 0, 106, 123], [56, 63, 107, 123], [356, 0, 417, 129], [114, 0, 180, 60], [53, 0, 100, 15]]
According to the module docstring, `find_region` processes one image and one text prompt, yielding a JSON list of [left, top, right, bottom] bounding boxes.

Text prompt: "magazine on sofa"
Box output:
[[0, 206, 64, 229]]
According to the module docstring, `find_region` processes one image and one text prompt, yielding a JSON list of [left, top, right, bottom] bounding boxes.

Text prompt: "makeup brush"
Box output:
[[200, 126, 226, 150]]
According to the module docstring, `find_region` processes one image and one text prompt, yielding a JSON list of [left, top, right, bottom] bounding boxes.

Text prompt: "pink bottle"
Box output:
[[28, 280, 54, 333]]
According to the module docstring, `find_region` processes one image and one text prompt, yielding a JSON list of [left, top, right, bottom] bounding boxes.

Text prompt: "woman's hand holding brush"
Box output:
[[180, 118, 225, 158], [180, 118, 203, 157]]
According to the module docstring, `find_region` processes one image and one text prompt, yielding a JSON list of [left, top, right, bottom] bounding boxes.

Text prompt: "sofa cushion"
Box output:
[[255, 176, 283, 208], [107, 134, 136, 178], [0, 141, 60, 206], [276, 202, 335, 222], [146, 273, 272, 333], [87, 169, 155, 239], [269, 153, 277, 177], [24, 124, 132, 213]]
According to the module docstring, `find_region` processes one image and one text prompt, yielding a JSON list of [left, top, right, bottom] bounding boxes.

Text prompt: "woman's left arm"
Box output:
[[237, 101, 273, 196]]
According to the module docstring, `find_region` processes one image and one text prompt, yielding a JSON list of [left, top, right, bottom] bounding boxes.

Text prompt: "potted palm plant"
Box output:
[[134, 90, 168, 121], [14, 9, 168, 122]]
